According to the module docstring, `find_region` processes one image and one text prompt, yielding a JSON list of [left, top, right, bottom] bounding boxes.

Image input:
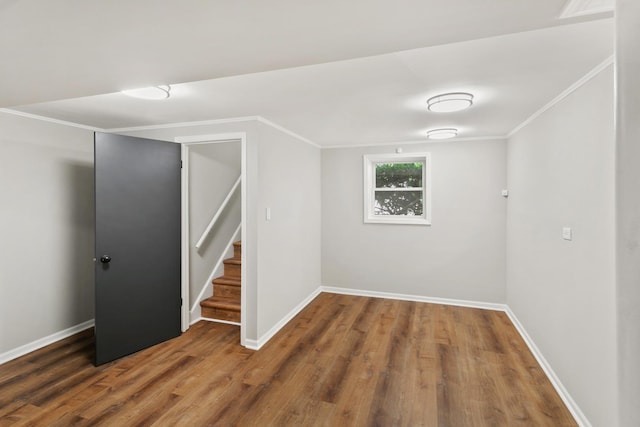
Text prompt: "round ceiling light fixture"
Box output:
[[427, 92, 473, 112], [121, 85, 171, 100], [427, 128, 458, 140]]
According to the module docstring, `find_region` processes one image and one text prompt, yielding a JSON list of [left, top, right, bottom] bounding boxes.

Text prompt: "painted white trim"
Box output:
[[256, 116, 321, 148], [322, 135, 507, 150], [243, 340, 260, 350], [179, 132, 247, 145], [508, 56, 614, 138], [0, 108, 104, 132], [180, 132, 247, 346], [175, 133, 248, 144], [320, 286, 586, 425], [189, 223, 242, 314], [0, 320, 95, 365], [363, 152, 432, 225], [199, 317, 241, 327], [321, 286, 507, 311], [505, 307, 591, 427], [2, 55, 612, 153], [108, 115, 321, 149], [106, 116, 260, 133], [195, 176, 241, 249], [240, 135, 248, 347], [0, 106, 500, 150], [180, 144, 190, 332], [245, 287, 323, 351], [0, 288, 588, 427]]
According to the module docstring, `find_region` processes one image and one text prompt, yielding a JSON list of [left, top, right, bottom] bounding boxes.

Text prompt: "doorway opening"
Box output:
[[180, 133, 247, 346]]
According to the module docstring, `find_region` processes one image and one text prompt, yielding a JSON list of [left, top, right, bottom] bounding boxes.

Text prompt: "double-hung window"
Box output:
[[363, 153, 431, 225]]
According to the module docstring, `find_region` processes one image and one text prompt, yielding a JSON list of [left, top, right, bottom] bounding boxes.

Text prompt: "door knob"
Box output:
[[100, 255, 112, 264]]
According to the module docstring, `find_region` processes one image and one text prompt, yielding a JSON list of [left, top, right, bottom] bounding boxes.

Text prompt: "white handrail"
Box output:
[[195, 176, 241, 249], [190, 223, 242, 314]]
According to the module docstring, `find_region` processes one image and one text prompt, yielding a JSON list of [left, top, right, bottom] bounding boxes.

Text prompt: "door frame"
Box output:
[[177, 132, 247, 347]]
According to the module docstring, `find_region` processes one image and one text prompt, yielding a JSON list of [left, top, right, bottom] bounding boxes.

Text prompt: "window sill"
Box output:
[[364, 217, 431, 225]]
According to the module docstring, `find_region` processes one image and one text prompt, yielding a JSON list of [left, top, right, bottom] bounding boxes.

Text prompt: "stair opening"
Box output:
[[200, 241, 241, 323]]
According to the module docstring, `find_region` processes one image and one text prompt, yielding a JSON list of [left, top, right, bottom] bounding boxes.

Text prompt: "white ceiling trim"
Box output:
[[0, 108, 104, 132], [1, 54, 615, 150], [507, 55, 614, 138], [256, 117, 321, 149], [105, 116, 261, 134], [322, 136, 507, 150], [106, 115, 320, 149], [175, 133, 245, 144], [0, 107, 320, 149]]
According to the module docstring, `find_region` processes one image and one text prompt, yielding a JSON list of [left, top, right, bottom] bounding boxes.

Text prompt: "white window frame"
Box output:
[[363, 152, 431, 225]]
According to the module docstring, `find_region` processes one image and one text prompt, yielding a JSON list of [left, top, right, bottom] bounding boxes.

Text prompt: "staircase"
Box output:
[[200, 241, 241, 323]]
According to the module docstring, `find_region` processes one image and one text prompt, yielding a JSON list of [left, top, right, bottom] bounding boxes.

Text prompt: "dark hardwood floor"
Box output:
[[0, 293, 577, 426]]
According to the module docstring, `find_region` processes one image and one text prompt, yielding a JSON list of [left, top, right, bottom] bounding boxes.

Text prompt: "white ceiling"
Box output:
[[0, 0, 613, 146], [0, 0, 611, 107]]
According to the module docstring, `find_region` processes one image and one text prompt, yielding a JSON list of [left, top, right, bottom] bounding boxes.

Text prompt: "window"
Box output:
[[363, 153, 431, 225]]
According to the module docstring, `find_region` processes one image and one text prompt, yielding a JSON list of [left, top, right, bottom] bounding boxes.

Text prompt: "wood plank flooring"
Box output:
[[0, 293, 577, 426]]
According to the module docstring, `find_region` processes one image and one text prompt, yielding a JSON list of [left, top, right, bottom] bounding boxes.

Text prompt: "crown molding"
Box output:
[[105, 116, 261, 133], [0, 108, 321, 149], [256, 116, 321, 148], [322, 135, 507, 150], [0, 108, 103, 132], [508, 55, 614, 138], [3, 54, 614, 150], [107, 115, 321, 149]]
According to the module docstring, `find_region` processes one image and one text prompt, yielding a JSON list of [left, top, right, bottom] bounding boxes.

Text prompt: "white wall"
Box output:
[[255, 122, 322, 338], [188, 142, 241, 310], [322, 139, 507, 303], [616, 1, 640, 424], [0, 112, 94, 354], [506, 66, 616, 426]]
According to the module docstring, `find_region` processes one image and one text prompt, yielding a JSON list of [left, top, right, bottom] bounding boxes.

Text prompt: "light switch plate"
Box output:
[[562, 227, 572, 241]]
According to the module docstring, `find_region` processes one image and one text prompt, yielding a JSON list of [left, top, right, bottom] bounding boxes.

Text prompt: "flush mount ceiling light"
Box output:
[[427, 92, 473, 112], [427, 128, 458, 140], [121, 85, 171, 100]]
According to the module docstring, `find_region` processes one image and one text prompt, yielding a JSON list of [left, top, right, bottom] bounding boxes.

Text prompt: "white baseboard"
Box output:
[[321, 285, 587, 426], [0, 319, 95, 365], [504, 307, 591, 427], [199, 317, 241, 326], [0, 288, 587, 427], [190, 304, 202, 324], [321, 285, 507, 312], [245, 286, 322, 351]]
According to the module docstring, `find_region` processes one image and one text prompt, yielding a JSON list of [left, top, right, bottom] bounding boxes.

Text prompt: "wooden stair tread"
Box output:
[[201, 240, 242, 322], [200, 296, 240, 312], [213, 276, 241, 286]]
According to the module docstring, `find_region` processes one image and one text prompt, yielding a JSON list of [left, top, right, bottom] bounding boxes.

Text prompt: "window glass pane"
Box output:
[[375, 162, 422, 188], [374, 190, 423, 216]]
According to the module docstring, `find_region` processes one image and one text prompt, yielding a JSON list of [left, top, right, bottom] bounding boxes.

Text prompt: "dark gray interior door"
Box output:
[[94, 132, 181, 365]]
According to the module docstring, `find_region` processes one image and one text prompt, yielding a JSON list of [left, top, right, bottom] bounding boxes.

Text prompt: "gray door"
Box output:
[[94, 132, 181, 365]]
